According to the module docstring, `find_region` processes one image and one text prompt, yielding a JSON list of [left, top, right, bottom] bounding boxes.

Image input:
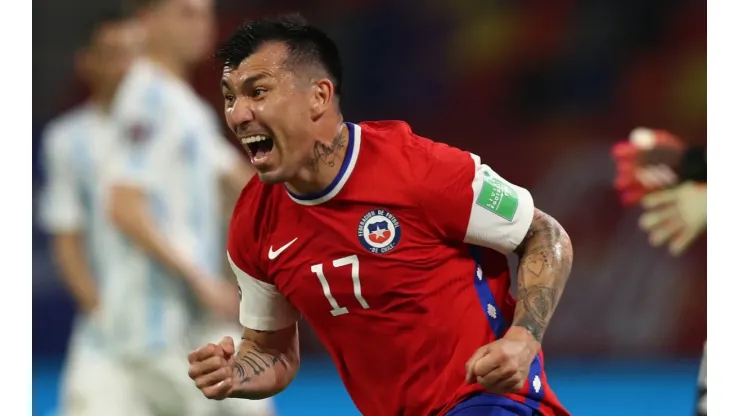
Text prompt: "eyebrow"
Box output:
[[221, 73, 270, 92]]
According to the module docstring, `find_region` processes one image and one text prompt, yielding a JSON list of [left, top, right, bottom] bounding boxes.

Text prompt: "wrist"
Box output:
[[506, 325, 542, 354], [182, 266, 211, 286]]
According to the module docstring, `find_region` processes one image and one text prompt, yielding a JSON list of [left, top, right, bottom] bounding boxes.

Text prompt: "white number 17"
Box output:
[[310, 255, 370, 316]]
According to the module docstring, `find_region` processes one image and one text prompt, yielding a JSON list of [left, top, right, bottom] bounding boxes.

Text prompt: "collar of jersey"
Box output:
[[285, 122, 361, 206]]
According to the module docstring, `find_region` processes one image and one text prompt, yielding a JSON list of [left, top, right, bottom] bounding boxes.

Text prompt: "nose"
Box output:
[[228, 98, 255, 130]]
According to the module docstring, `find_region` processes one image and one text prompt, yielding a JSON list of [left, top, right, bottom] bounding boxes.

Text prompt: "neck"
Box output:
[[89, 89, 116, 114], [285, 122, 349, 196], [146, 49, 189, 81]]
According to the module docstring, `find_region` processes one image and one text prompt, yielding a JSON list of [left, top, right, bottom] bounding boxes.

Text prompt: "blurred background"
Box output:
[[33, 0, 706, 415]]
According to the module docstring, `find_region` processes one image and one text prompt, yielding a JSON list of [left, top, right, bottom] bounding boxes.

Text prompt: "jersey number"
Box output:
[[310, 255, 370, 316]]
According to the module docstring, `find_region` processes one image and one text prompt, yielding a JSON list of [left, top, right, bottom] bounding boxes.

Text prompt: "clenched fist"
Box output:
[[188, 336, 237, 400], [465, 333, 539, 394]]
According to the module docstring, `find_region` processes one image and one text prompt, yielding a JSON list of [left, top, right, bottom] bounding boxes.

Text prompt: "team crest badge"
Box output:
[[357, 209, 402, 254], [128, 122, 152, 143]]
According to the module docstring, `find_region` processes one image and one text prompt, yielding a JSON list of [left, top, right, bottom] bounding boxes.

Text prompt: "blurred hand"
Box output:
[[188, 336, 237, 400], [464, 328, 539, 394], [639, 181, 707, 256], [190, 278, 240, 320], [611, 128, 686, 205]]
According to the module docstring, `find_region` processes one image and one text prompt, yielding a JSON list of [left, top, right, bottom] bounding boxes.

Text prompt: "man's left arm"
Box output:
[[508, 209, 573, 347], [414, 140, 573, 392]]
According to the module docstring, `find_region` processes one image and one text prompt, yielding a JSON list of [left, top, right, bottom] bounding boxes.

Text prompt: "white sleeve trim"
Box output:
[[38, 126, 84, 233], [463, 153, 535, 254], [227, 252, 300, 331]]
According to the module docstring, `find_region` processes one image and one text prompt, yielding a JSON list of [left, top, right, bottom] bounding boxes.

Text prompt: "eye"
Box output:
[[252, 88, 267, 99], [224, 93, 236, 105]]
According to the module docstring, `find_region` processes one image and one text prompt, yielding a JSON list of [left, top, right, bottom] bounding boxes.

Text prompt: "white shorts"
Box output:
[[58, 340, 274, 416]]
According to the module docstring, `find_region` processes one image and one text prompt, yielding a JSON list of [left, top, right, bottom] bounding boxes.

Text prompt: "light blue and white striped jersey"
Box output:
[[103, 58, 240, 356], [40, 59, 239, 358], [38, 103, 126, 357]]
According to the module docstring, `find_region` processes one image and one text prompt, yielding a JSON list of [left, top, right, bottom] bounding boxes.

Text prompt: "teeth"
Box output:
[[241, 135, 268, 145]]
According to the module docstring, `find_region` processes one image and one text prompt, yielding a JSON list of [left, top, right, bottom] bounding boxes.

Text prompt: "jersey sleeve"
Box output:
[[417, 142, 535, 254], [227, 254, 300, 331], [227, 185, 300, 331], [108, 76, 177, 189], [38, 124, 84, 232]]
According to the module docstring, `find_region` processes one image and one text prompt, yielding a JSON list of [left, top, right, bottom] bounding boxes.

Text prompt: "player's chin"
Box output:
[[255, 167, 288, 185]]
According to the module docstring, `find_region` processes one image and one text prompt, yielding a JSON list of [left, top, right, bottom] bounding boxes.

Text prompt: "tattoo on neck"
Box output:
[[308, 128, 347, 173]]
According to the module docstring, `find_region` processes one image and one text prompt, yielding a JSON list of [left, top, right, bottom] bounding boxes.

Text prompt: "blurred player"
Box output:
[[102, 0, 275, 415], [612, 128, 707, 416], [187, 15, 573, 416], [38, 9, 145, 415]]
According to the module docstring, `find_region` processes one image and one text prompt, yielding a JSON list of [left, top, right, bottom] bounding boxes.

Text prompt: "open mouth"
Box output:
[[241, 135, 275, 163]]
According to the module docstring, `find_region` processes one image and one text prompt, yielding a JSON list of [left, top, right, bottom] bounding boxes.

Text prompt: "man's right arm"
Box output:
[[225, 245, 303, 398], [229, 325, 300, 399]]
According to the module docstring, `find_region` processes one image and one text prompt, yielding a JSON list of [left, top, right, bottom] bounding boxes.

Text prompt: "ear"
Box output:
[[310, 78, 335, 118]]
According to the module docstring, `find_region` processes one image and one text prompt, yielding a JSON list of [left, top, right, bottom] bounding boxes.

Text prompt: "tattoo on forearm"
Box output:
[[308, 128, 346, 172], [512, 210, 573, 343], [232, 343, 288, 384]]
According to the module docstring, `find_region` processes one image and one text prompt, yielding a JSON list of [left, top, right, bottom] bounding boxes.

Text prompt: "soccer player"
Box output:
[[103, 1, 274, 415], [38, 10, 145, 415], [612, 128, 707, 416], [187, 15, 574, 416]]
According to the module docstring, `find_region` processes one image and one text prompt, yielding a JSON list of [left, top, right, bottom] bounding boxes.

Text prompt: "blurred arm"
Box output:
[[222, 157, 254, 194], [211, 135, 255, 194], [52, 233, 98, 313], [107, 185, 205, 283], [229, 325, 300, 399], [38, 122, 98, 313], [509, 209, 573, 345]]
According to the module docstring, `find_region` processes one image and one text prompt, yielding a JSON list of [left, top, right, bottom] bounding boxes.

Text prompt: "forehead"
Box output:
[[94, 21, 140, 47], [222, 42, 292, 83], [165, 0, 213, 12]]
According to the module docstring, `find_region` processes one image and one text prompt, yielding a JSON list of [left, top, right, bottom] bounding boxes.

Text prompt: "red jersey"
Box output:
[[227, 121, 569, 416]]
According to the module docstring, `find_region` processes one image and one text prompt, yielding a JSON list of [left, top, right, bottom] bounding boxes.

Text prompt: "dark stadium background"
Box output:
[[32, 0, 706, 415]]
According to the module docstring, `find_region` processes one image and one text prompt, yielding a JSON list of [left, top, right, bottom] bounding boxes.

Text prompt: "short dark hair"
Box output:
[[79, 6, 132, 50], [216, 14, 343, 96]]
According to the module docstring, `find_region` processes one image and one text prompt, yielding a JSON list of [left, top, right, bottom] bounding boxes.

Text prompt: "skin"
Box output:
[[139, 0, 216, 76], [77, 20, 144, 110], [220, 42, 347, 195], [188, 327, 300, 400]]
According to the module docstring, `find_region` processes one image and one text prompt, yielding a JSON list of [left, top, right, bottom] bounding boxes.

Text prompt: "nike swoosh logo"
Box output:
[[268, 238, 298, 260]]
